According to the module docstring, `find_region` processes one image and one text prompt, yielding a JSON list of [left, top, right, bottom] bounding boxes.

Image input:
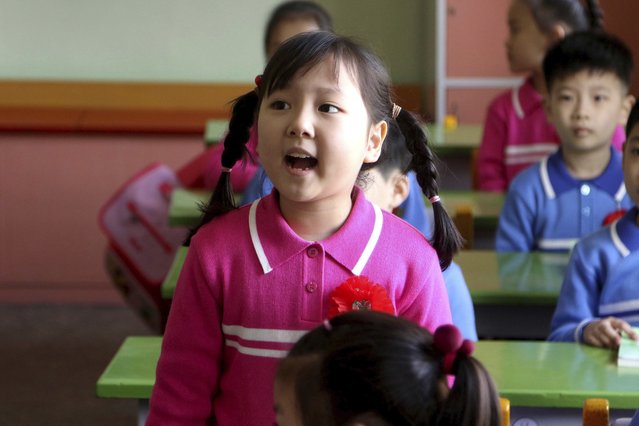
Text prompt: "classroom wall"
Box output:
[[1, 0, 427, 84]]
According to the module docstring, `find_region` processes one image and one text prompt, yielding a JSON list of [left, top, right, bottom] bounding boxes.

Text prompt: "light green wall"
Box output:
[[1, 0, 434, 84]]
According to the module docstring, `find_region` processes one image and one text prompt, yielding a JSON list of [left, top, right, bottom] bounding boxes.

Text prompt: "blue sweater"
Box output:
[[548, 207, 639, 342], [497, 148, 631, 252]]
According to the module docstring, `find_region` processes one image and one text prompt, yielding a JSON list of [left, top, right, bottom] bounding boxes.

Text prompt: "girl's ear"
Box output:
[[389, 173, 410, 211], [364, 119, 387, 163], [547, 23, 566, 44], [619, 94, 636, 125]]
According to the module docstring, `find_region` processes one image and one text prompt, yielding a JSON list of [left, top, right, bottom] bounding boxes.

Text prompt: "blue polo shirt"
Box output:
[[548, 207, 639, 342], [496, 147, 632, 252]]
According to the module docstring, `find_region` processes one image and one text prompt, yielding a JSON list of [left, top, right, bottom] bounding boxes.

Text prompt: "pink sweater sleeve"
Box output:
[[477, 98, 509, 192], [147, 244, 223, 425]]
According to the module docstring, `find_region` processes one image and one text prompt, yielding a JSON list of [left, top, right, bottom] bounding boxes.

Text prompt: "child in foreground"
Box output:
[[548, 102, 639, 347], [275, 311, 501, 426], [146, 32, 462, 425], [496, 30, 635, 252], [476, 0, 625, 191]]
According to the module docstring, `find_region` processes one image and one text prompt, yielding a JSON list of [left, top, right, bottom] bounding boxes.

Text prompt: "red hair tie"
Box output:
[[254, 75, 262, 87], [433, 324, 474, 374]]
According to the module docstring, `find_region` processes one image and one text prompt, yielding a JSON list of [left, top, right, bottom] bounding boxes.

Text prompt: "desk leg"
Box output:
[[510, 407, 636, 426], [138, 400, 149, 426]]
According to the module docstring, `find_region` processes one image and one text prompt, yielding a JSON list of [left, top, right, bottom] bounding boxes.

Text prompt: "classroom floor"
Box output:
[[1, 303, 152, 425]]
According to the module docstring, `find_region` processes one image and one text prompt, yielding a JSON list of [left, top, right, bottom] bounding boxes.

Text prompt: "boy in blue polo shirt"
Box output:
[[548, 102, 639, 346], [496, 31, 635, 252]]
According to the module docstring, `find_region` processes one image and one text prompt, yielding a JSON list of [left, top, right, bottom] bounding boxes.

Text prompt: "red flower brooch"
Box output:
[[328, 276, 395, 318]]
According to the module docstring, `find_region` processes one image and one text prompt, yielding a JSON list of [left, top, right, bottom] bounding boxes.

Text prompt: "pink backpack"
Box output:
[[99, 163, 188, 331]]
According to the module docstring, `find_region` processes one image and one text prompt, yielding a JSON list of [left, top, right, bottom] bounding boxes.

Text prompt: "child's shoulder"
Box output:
[[191, 203, 253, 247], [379, 209, 435, 251], [573, 209, 638, 261]]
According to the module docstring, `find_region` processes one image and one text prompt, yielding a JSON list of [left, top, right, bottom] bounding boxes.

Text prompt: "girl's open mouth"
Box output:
[[285, 153, 318, 170]]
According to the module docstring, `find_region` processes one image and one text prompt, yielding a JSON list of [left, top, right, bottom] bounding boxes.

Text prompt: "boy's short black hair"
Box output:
[[543, 31, 634, 92], [626, 102, 639, 137]]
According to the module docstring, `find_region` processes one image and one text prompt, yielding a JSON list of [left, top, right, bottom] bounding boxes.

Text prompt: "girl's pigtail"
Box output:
[[394, 109, 463, 269], [437, 357, 502, 426], [432, 324, 501, 426], [584, 0, 604, 30], [184, 90, 258, 246]]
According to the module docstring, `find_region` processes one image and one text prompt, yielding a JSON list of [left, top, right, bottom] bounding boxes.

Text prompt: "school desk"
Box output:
[[203, 119, 228, 147], [168, 188, 207, 226], [97, 337, 639, 426], [455, 250, 570, 340]]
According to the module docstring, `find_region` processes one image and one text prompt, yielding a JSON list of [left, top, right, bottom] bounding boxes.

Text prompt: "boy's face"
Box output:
[[362, 168, 409, 213], [623, 124, 639, 208], [545, 70, 634, 154]]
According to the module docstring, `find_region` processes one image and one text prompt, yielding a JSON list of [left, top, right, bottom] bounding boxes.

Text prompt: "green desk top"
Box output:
[[168, 188, 208, 227], [204, 120, 229, 147], [161, 245, 189, 298], [96, 337, 639, 409], [455, 250, 569, 305], [476, 341, 639, 409], [439, 190, 504, 228], [204, 120, 482, 155], [96, 336, 160, 399], [427, 123, 482, 155], [168, 188, 503, 229]]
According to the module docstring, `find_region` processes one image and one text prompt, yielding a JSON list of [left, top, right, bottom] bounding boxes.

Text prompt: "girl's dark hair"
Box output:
[[264, 1, 333, 55], [626, 101, 639, 137], [366, 119, 411, 179], [522, 0, 604, 33], [279, 311, 501, 426], [543, 31, 634, 92], [187, 31, 462, 268]]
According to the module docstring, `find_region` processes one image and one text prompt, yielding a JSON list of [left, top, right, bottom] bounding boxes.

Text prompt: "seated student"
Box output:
[[243, 120, 478, 341], [476, 0, 626, 192], [275, 311, 502, 426], [176, 1, 334, 192], [496, 31, 635, 252], [360, 121, 478, 341], [548, 102, 639, 346]]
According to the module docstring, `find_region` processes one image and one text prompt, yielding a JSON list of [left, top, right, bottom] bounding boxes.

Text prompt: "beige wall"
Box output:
[[1, 0, 430, 84]]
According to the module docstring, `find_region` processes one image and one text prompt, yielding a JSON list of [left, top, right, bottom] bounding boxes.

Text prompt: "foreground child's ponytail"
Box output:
[[394, 108, 463, 269], [184, 90, 258, 245], [433, 325, 501, 426]]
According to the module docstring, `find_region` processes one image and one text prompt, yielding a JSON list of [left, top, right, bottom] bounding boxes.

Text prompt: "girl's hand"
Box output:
[[583, 317, 638, 348]]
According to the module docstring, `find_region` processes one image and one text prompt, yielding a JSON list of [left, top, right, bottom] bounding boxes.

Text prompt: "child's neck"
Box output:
[[562, 145, 611, 180], [279, 195, 354, 242]]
